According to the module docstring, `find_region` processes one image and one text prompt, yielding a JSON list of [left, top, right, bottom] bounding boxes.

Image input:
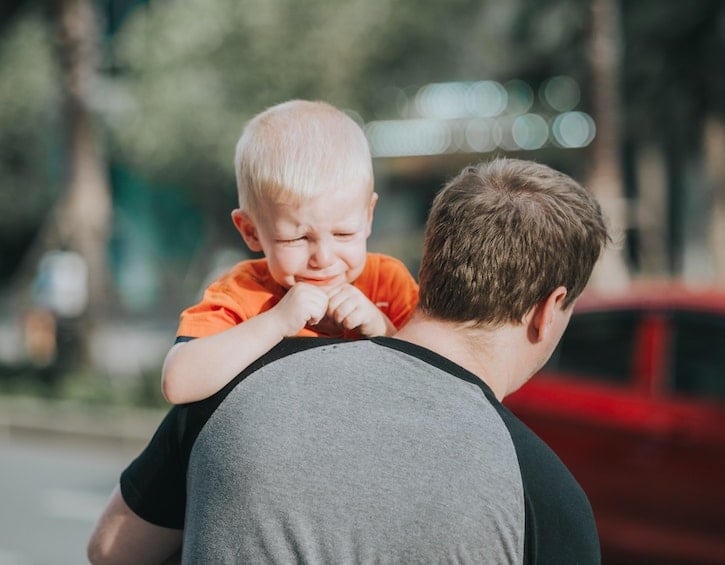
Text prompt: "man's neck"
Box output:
[[393, 311, 527, 401]]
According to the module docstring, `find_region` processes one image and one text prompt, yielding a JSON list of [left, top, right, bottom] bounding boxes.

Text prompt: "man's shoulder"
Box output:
[[172, 339, 350, 448], [252, 337, 349, 369]]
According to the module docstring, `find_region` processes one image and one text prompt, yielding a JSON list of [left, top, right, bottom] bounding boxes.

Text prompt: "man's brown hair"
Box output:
[[418, 158, 609, 326]]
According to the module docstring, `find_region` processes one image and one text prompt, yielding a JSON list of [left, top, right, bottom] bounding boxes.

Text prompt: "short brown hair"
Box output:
[[418, 158, 609, 325]]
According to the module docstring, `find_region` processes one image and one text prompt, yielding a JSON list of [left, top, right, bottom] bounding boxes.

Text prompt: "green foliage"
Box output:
[[0, 363, 168, 408], [0, 0, 599, 265], [2, 0, 723, 295], [102, 0, 592, 197], [0, 7, 63, 277]]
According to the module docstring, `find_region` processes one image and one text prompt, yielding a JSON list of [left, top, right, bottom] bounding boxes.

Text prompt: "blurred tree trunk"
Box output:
[[634, 145, 669, 277], [586, 0, 630, 290], [50, 0, 112, 362], [705, 118, 725, 285]]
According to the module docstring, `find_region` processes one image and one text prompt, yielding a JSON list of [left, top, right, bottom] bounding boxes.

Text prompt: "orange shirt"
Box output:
[[177, 253, 419, 339]]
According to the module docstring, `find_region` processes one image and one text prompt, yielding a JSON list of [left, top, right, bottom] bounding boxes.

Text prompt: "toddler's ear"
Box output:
[[366, 192, 378, 236], [231, 209, 262, 252]]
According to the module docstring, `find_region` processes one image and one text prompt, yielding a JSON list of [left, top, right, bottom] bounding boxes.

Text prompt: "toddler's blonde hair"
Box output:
[[234, 100, 373, 215]]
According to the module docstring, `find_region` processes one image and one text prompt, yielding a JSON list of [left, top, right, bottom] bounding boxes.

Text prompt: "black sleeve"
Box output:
[[120, 406, 189, 529], [495, 405, 601, 565]]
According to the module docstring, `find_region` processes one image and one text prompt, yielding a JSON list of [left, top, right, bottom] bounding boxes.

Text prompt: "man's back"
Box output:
[[178, 338, 598, 563]]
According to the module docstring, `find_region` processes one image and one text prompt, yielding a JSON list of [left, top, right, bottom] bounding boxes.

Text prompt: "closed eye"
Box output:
[[276, 236, 306, 244]]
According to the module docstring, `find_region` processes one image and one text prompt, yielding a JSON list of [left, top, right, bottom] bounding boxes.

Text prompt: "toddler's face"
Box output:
[[234, 180, 376, 291]]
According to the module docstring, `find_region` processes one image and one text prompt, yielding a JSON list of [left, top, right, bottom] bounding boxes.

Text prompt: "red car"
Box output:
[[505, 282, 725, 565]]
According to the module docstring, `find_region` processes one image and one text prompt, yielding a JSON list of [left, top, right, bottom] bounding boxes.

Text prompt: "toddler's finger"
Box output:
[[324, 284, 346, 299]]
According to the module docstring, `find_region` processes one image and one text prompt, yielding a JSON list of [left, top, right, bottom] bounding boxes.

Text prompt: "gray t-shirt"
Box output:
[[121, 337, 600, 564]]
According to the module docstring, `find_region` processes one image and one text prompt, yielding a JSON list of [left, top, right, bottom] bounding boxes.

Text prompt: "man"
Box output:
[[88, 158, 609, 564]]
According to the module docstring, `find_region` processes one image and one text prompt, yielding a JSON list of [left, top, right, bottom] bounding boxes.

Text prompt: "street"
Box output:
[[0, 435, 143, 565]]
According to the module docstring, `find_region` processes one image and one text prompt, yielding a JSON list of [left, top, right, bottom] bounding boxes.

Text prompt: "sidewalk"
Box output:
[[0, 395, 165, 452]]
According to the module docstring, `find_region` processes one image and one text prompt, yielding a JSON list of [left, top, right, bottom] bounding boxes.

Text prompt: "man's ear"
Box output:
[[231, 209, 263, 252], [365, 192, 378, 237], [526, 286, 568, 343]]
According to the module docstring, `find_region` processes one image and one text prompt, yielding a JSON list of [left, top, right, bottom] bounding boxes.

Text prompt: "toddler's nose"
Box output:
[[309, 240, 334, 268]]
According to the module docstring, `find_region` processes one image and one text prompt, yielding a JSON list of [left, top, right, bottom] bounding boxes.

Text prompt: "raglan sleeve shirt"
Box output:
[[119, 337, 600, 563]]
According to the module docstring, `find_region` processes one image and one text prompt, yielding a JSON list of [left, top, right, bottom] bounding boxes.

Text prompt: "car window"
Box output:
[[544, 310, 638, 385], [669, 311, 725, 401]]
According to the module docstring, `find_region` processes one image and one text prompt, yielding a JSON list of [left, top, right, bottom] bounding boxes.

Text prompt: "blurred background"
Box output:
[[0, 0, 723, 563]]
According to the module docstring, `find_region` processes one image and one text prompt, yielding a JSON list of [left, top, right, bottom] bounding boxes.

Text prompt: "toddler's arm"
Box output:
[[326, 284, 396, 337], [161, 283, 329, 404]]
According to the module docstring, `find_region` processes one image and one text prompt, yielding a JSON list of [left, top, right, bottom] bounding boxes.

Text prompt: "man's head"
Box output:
[[418, 158, 609, 326], [231, 100, 377, 291]]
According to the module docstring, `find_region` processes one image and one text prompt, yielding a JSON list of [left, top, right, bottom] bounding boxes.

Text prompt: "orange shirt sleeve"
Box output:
[[176, 260, 283, 339]]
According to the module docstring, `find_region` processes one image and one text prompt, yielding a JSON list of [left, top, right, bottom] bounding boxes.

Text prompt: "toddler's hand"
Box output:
[[326, 284, 394, 337], [274, 283, 330, 336]]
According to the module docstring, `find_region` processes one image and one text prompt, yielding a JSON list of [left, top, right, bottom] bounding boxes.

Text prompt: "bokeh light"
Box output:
[[512, 114, 549, 150], [466, 81, 508, 118], [366, 78, 593, 157], [464, 118, 502, 152], [540, 75, 581, 112], [552, 111, 596, 148], [414, 82, 469, 119], [366, 119, 452, 157]]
